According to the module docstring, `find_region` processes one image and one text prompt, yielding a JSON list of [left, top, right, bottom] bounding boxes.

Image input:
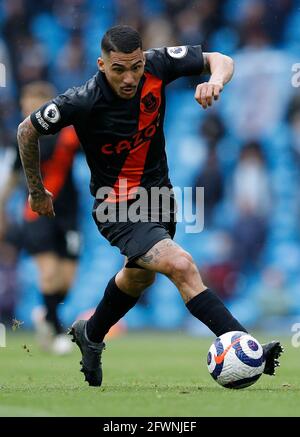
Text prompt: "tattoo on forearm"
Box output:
[[17, 117, 45, 197]]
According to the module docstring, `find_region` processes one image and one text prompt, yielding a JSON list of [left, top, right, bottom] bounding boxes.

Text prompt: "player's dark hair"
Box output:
[[101, 25, 142, 54]]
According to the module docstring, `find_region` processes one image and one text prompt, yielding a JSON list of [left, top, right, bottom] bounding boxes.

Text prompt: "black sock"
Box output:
[[43, 292, 65, 334], [186, 288, 247, 337], [86, 275, 139, 343]]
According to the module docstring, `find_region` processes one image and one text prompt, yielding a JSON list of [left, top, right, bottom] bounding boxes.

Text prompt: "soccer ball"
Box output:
[[207, 331, 265, 389]]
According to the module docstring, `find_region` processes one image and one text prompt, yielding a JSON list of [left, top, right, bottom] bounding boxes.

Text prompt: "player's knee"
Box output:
[[170, 257, 193, 278], [165, 252, 197, 282], [117, 269, 155, 295], [131, 272, 156, 291]]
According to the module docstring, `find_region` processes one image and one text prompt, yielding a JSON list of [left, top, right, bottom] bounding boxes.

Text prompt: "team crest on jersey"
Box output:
[[141, 92, 159, 113], [43, 103, 61, 123], [167, 46, 188, 59]]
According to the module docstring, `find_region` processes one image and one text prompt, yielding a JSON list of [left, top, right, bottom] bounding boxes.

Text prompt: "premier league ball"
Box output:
[[207, 331, 266, 389]]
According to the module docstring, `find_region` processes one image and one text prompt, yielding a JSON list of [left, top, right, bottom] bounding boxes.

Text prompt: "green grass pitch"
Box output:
[[0, 332, 298, 417]]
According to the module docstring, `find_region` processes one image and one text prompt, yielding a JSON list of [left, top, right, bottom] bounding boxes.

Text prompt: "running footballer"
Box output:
[[17, 25, 283, 387]]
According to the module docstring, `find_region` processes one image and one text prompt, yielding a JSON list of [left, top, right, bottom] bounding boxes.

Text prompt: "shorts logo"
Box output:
[[141, 92, 159, 113], [43, 103, 61, 123], [167, 46, 188, 59]]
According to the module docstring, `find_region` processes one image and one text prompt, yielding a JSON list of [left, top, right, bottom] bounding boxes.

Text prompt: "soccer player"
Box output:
[[17, 26, 283, 385], [1, 81, 81, 354]]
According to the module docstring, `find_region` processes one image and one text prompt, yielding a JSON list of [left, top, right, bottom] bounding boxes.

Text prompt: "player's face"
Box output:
[[20, 96, 48, 117], [98, 48, 145, 99]]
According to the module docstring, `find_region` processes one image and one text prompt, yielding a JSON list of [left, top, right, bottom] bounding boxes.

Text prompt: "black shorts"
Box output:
[[92, 192, 177, 268], [21, 215, 80, 260]]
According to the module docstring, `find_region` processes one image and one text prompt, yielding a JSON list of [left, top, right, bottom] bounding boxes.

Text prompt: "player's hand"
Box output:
[[194, 81, 223, 109], [28, 189, 55, 217]]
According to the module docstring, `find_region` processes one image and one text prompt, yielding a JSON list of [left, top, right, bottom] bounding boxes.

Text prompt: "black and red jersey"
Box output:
[[14, 127, 80, 220], [30, 45, 204, 203]]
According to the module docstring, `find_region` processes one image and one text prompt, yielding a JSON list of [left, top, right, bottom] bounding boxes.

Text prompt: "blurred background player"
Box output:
[[0, 81, 81, 354]]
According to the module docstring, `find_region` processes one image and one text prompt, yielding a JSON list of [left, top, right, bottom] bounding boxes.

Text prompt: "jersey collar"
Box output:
[[96, 71, 116, 102]]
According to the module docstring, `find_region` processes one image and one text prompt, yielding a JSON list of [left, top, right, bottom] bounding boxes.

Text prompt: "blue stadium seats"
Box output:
[[31, 14, 68, 64], [10, 1, 300, 330]]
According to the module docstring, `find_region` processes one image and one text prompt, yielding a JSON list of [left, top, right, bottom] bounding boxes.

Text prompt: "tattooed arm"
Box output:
[[17, 117, 55, 217]]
